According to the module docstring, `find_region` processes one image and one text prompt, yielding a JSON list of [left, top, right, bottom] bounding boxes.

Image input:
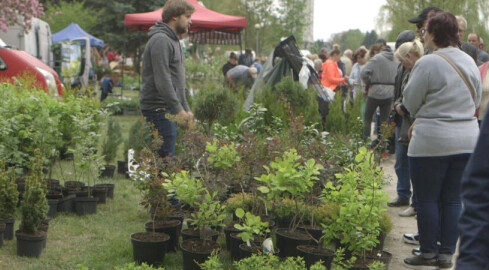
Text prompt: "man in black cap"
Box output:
[[408, 6, 442, 44]]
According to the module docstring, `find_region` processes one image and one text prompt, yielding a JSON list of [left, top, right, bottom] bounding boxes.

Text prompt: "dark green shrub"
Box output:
[[255, 77, 320, 126], [20, 150, 48, 234], [125, 117, 152, 160], [193, 84, 240, 133], [101, 117, 123, 164], [0, 160, 19, 219]]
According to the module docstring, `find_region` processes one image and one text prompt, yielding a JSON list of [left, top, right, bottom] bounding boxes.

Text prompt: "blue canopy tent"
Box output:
[[52, 23, 104, 48]]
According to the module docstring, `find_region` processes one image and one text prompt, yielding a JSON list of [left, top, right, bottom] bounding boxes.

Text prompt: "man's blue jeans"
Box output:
[[409, 154, 470, 255], [395, 126, 416, 208], [141, 109, 177, 158]]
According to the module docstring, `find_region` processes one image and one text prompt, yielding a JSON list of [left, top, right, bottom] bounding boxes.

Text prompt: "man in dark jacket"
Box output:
[[456, 108, 489, 270], [139, 0, 195, 157]]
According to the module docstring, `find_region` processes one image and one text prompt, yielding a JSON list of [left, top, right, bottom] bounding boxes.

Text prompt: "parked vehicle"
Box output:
[[0, 38, 63, 96], [0, 18, 53, 66]]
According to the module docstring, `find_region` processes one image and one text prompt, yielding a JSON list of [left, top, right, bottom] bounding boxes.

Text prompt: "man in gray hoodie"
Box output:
[[140, 0, 195, 157]]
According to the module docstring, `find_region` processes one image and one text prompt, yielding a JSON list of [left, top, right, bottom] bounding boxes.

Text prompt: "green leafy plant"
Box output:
[[113, 262, 166, 270], [255, 148, 323, 231], [20, 149, 48, 234], [206, 139, 241, 170], [187, 190, 227, 241], [225, 192, 253, 214], [234, 208, 270, 247], [330, 247, 357, 270], [101, 117, 123, 165], [368, 261, 386, 270], [321, 147, 388, 259], [233, 254, 314, 270], [0, 160, 19, 219], [163, 170, 205, 209], [199, 251, 223, 270]]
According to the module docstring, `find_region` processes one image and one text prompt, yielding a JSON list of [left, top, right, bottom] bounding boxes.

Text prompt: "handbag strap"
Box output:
[[433, 51, 476, 105]]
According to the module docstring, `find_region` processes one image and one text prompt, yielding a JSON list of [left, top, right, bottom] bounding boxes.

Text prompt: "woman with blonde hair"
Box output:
[[391, 39, 424, 217]]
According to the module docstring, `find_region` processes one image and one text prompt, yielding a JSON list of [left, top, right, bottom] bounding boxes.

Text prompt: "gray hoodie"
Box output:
[[361, 49, 398, 99], [140, 21, 189, 113]]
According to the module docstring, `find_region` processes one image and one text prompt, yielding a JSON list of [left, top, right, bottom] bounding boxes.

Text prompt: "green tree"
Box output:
[[331, 29, 365, 51], [43, 0, 100, 33], [362, 30, 379, 48], [377, 0, 489, 43]]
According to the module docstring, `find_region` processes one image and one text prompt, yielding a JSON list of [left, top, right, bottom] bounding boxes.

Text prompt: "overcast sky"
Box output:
[[313, 0, 387, 41]]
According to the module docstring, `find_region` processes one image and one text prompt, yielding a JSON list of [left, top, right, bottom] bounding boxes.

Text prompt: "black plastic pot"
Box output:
[[181, 228, 219, 242], [0, 218, 15, 240], [100, 165, 116, 178], [229, 233, 244, 261], [57, 194, 76, 213], [180, 239, 219, 270], [95, 183, 115, 199], [131, 232, 170, 266], [298, 225, 323, 241], [224, 224, 241, 251], [73, 197, 99, 215], [145, 220, 182, 252], [46, 191, 63, 200], [239, 243, 280, 259], [47, 199, 58, 218], [275, 228, 312, 258], [64, 180, 85, 189], [0, 222, 5, 247], [117, 160, 128, 175], [296, 245, 334, 269], [374, 231, 387, 251], [16, 230, 47, 257], [92, 187, 107, 204]]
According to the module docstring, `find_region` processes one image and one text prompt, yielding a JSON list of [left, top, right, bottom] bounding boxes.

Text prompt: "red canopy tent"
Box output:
[[124, 0, 247, 45]]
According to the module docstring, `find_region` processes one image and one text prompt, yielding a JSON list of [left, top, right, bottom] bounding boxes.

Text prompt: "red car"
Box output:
[[0, 39, 63, 96]]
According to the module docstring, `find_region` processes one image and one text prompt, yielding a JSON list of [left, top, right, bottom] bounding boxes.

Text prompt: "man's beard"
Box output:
[[176, 24, 188, 35]]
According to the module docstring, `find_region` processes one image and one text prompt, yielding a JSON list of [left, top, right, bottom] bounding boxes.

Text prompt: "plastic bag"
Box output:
[[298, 62, 310, 89]]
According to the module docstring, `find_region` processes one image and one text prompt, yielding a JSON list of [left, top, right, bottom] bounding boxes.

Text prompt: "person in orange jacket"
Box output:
[[321, 49, 348, 90]]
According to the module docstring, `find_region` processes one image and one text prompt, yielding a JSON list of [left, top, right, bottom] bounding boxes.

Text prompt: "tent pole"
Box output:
[[239, 31, 242, 55]]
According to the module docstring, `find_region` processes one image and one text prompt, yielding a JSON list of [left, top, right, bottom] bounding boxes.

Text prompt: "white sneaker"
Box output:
[[403, 233, 420, 245], [399, 206, 416, 217]]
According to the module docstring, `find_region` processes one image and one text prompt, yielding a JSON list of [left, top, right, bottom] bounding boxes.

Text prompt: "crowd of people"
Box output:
[[311, 6, 489, 269], [137, 0, 489, 268]]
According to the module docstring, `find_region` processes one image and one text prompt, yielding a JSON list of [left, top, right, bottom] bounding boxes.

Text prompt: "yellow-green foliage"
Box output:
[[226, 193, 253, 213]]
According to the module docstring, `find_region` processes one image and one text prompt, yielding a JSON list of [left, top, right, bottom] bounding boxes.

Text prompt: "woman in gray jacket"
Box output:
[[360, 41, 398, 140], [402, 12, 481, 269]]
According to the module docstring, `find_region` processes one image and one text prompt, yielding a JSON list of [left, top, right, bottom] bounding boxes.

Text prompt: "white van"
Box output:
[[0, 17, 53, 66]]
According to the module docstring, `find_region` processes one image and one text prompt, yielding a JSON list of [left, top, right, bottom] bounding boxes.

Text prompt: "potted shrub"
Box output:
[[71, 112, 104, 213], [131, 148, 182, 253], [16, 150, 48, 257], [321, 147, 391, 269], [181, 190, 226, 270], [100, 117, 123, 178], [233, 208, 278, 260], [203, 138, 241, 199], [255, 148, 323, 258], [130, 153, 172, 266], [0, 160, 19, 241], [164, 171, 225, 270], [193, 83, 239, 134]]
